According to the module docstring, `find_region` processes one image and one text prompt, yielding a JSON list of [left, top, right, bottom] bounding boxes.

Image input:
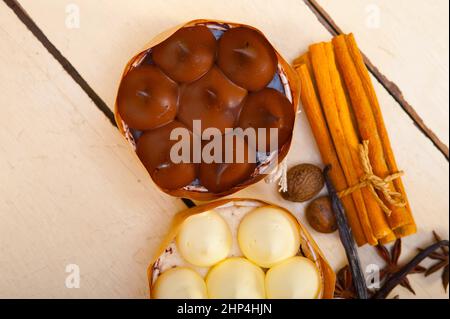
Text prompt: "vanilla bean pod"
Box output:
[[323, 166, 369, 299]]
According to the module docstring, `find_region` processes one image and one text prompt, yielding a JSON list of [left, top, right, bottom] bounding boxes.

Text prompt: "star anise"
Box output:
[[373, 236, 449, 299], [419, 231, 449, 292], [334, 265, 402, 299], [375, 239, 426, 295], [334, 265, 357, 299]]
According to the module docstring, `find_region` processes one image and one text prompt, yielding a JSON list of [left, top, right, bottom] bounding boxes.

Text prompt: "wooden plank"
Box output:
[[7, 0, 450, 298], [0, 2, 185, 298], [313, 0, 449, 149]]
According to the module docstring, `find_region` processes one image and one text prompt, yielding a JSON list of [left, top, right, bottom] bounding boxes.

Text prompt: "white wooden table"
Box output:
[[0, 0, 448, 299]]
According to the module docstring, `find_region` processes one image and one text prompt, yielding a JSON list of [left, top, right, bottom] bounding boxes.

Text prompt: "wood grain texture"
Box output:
[[3, 0, 116, 127], [0, 2, 185, 298], [313, 0, 449, 152], [1, 0, 448, 298]]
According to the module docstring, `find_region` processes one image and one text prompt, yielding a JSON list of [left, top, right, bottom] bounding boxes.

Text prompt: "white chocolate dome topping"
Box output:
[[176, 210, 232, 267], [206, 257, 265, 299], [153, 267, 207, 299], [265, 256, 321, 299], [237, 206, 300, 268]]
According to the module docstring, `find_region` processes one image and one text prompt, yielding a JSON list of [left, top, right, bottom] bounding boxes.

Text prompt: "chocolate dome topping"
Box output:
[[178, 66, 247, 134], [152, 26, 217, 83], [217, 27, 277, 91], [136, 121, 197, 190], [117, 65, 178, 130], [238, 88, 294, 152]]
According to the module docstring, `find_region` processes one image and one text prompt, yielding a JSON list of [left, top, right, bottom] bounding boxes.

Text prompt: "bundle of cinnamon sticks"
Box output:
[[294, 34, 416, 246]]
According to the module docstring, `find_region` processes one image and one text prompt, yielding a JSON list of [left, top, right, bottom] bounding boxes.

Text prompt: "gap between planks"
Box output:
[[303, 0, 449, 160], [2, 0, 196, 209]]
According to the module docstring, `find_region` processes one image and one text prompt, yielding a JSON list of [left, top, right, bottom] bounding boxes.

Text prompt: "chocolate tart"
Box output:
[[114, 20, 300, 200]]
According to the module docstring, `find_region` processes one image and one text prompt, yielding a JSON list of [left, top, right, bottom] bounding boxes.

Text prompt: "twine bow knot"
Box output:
[[338, 140, 406, 216]]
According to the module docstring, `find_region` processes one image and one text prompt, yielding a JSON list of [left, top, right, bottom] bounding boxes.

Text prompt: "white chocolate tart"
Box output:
[[148, 198, 335, 299]]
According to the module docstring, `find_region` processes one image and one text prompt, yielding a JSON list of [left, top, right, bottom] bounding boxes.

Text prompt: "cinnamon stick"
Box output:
[[297, 63, 367, 246], [379, 231, 397, 245], [344, 34, 416, 233], [394, 223, 417, 238], [332, 35, 411, 231], [323, 42, 393, 240], [309, 43, 377, 245]]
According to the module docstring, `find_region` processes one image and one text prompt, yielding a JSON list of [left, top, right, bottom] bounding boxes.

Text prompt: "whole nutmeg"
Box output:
[[306, 196, 337, 234], [281, 164, 324, 202]]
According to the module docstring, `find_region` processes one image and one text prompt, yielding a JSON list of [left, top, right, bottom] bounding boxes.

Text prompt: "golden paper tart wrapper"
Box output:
[[147, 198, 336, 299], [114, 19, 300, 201]]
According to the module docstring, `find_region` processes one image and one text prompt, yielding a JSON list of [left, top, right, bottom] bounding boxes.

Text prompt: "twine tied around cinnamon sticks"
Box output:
[[337, 140, 406, 216]]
